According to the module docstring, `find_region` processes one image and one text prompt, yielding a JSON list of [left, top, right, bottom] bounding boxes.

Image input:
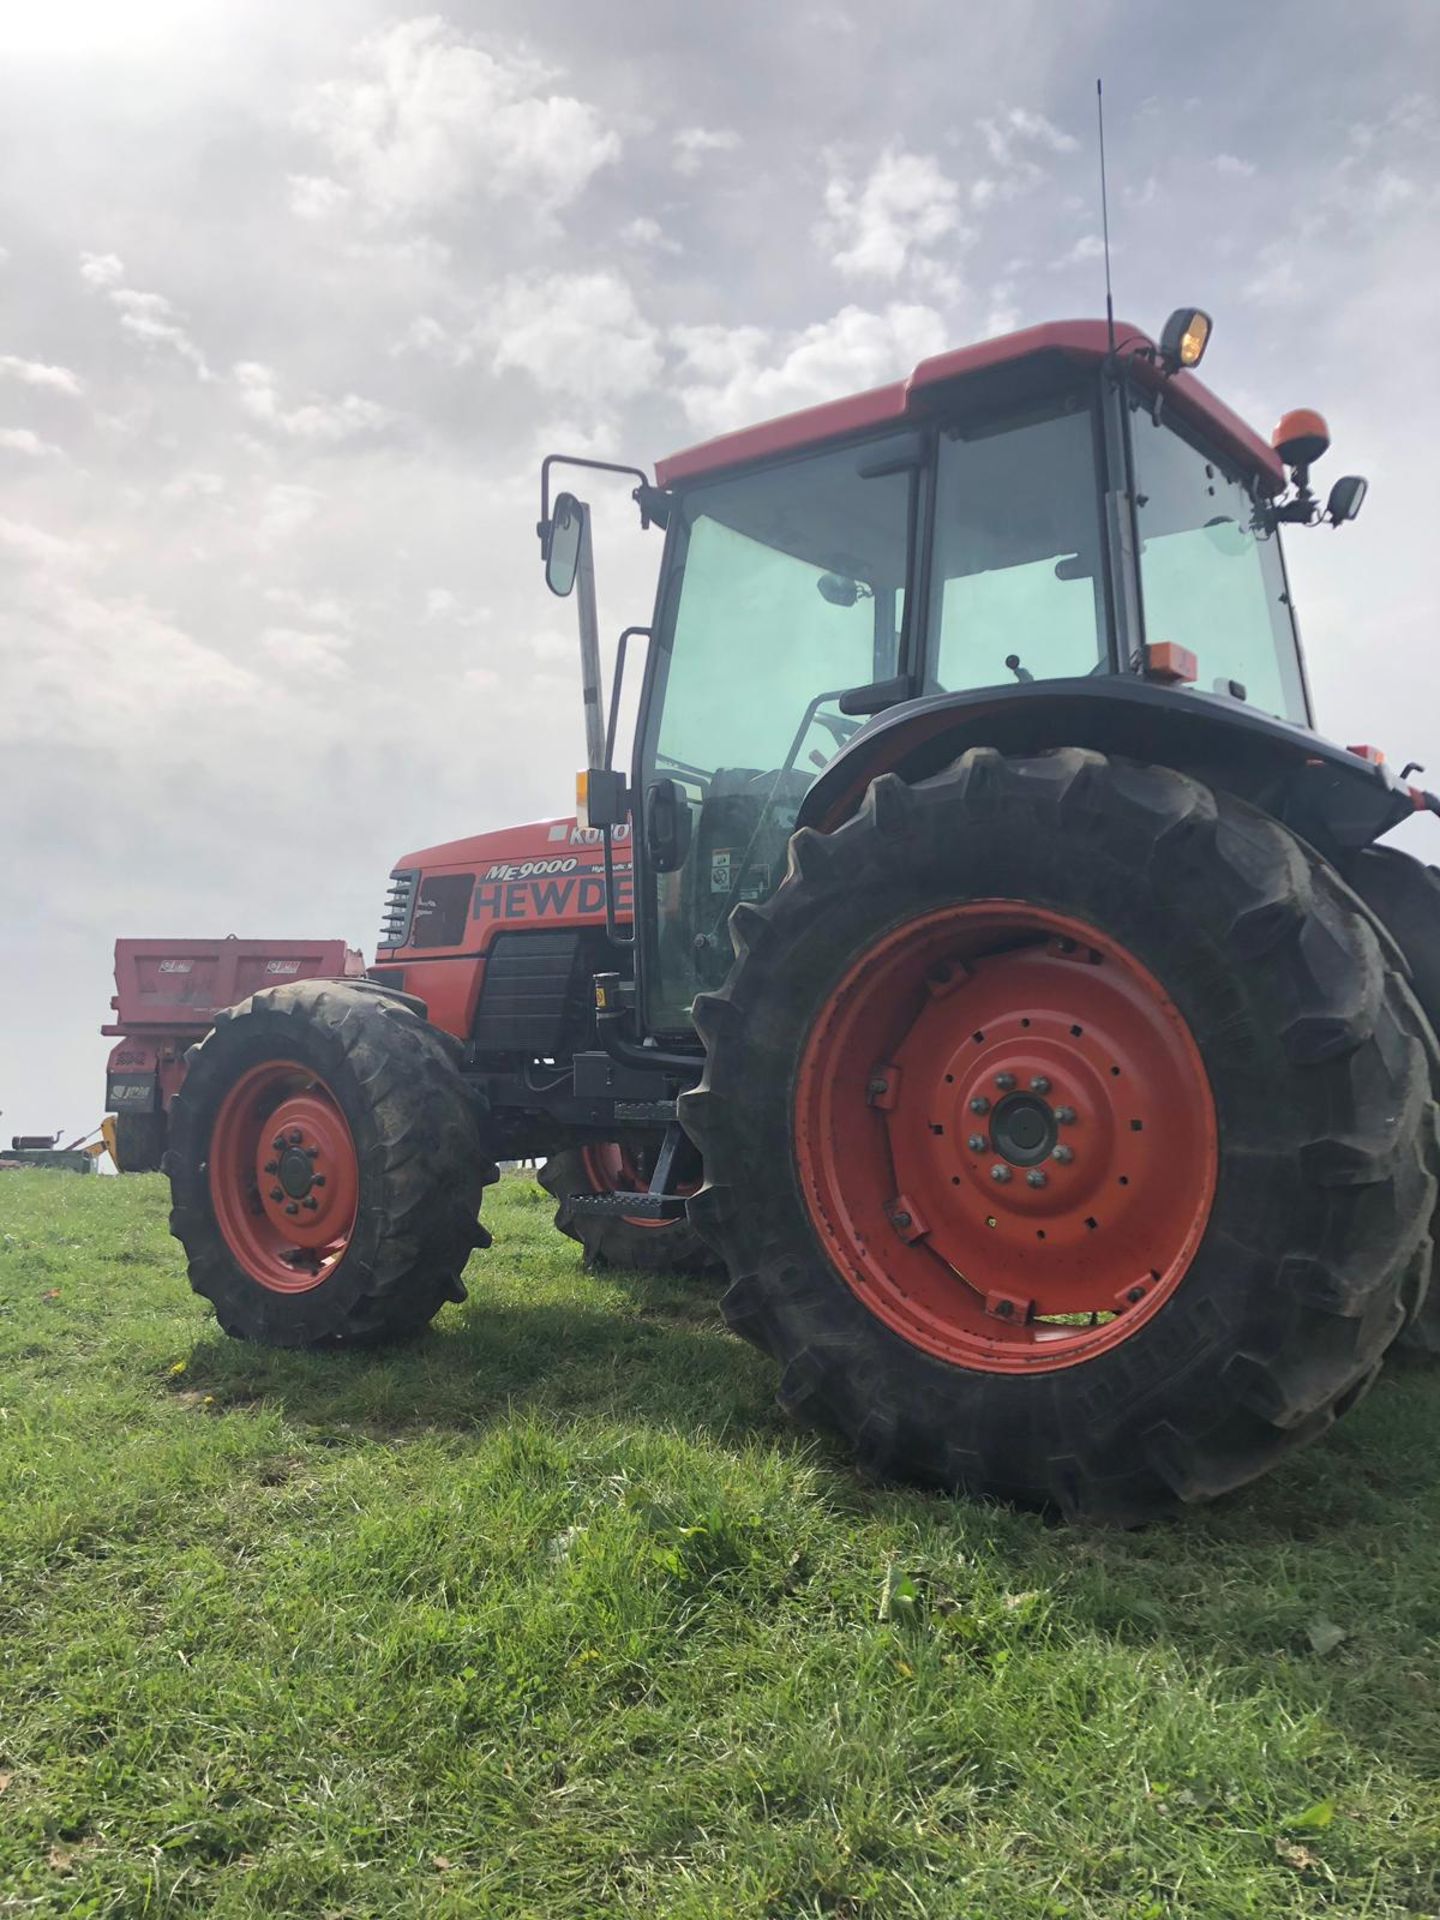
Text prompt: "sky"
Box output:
[[1, 0, 1437, 1141]]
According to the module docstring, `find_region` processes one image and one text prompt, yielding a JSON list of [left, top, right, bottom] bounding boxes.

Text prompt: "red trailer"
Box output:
[[103, 937, 363, 1170]]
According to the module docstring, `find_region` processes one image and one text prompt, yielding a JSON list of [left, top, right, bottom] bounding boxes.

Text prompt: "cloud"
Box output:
[[479, 271, 662, 408], [264, 587, 355, 630], [670, 301, 948, 438], [0, 353, 84, 396], [0, 427, 61, 456], [234, 362, 393, 441], [80, 257, 211, 376], [296, 18, 620, 222], [259, 625, 352, 678], [78, 251, 124, 288], [256, 482, 323, 548], [673, 126, 741, 176], [287, 174, 352, 220], [975, 106, 1079, 202], [621, 215, 682, 256], [819, 146, 965, 295], [1051, 233, 1107, 270], [1214, 153, 1257, 178]]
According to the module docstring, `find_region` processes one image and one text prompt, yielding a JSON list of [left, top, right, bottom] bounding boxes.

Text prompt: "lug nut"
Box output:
[[305, 1145, 319, 1160], [312, 1174, 326, 1188], [263, 1159, 279, 1175], [288, 1129, 303, 1145], [1029, 1075, 1051, 1094], [272, 1135, 286, 1152], [968, 1133, 987, 1153], [969, 1096, 990, 1115], [269, 1186, 284, 1202], [990, 1164, 1012, 1184], [284, 1202, 299, 1216], [995, 1072, 1016, 1091], [1126, 1285, 1145, 1304], [1052, 1144, 1074, 1164], [891, 1209, 912, 1229], [1027, 1169, 1047, 1189], [302, 1197, 319, 1211], [1055, 1106, 1076, 1125]]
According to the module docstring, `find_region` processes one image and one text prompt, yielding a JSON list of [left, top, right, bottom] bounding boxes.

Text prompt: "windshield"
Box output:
[[930, 396, 1108, 689], [1130, 403, 1306, 722], [642, 434, 914, 1029]]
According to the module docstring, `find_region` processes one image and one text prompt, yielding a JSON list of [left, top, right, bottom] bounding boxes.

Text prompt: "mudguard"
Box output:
[[799, 678, 1412, 854]]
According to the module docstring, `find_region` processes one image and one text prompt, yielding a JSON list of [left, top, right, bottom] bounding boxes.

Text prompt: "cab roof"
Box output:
[[655, 318, 1285, 493]]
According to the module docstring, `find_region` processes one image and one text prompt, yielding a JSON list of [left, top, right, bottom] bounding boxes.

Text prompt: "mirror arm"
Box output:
[[540, 451, 656, 544], [575, 507, 606, 771]]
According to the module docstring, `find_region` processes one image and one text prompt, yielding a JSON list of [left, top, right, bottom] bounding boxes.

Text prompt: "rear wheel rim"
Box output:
[[209, 1060, 359, 1293], [794, 902, 1218, 1373]]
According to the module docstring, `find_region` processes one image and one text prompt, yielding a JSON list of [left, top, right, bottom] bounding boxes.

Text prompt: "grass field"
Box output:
[[1, 1171, 1438, 1918]]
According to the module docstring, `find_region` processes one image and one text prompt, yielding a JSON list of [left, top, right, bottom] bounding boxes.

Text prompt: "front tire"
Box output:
[[682, 749, 1438, 1523], [168, 981, 495, 1347]]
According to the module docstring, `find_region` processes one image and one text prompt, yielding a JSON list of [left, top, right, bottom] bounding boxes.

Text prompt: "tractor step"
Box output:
[[566, 1190, 688, 1221]]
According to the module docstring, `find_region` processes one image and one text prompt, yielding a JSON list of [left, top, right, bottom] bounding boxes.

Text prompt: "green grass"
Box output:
[[2, 1172, 1439, 1918]]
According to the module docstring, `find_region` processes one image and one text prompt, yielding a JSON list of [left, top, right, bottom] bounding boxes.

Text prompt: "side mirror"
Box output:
[[1326, 474, 1368, 525], [644, 777, 692, 874], [544, 492, 584, 597]]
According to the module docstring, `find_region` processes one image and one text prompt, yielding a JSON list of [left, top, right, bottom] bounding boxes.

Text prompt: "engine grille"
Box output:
[[377, 869, 419, 950]]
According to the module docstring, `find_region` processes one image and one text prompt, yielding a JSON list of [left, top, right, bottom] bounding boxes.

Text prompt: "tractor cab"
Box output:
[[541, 311, 1375, 1036]]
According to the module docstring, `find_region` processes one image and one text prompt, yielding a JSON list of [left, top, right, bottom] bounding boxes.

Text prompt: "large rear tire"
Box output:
[[682, 749, 1438, 1523], [168, 981, 495, 1347], [113, 1109, 167, 1174], [539, 1143, 720, 1274], [1343, 845, 1440, 1354]]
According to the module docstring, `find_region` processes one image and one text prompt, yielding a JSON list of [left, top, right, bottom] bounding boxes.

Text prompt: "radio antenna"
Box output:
[[1096, 77, 1116, 352]]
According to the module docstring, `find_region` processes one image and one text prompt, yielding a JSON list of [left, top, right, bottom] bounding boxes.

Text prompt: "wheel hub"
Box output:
[[988, 1090, 1056, 1166]]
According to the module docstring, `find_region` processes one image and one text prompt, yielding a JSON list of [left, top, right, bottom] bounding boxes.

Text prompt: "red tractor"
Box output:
[[168, 310, 1440, 1521]]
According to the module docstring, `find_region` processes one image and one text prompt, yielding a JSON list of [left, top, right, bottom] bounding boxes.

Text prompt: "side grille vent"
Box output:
[[378, 869, 419, 950]]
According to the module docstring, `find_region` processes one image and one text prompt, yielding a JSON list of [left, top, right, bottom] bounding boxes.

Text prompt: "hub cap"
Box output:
[[794, 903, 1218, 1372], [209, 1060, 359, 1292]]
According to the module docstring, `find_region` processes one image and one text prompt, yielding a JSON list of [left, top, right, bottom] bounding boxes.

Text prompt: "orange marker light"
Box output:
[[1346, 743, 1385, 766], [1145, 642, 1199, 686]]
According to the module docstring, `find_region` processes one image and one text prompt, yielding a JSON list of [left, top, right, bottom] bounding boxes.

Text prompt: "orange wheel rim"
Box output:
[[209, 1060, 359, 1293], [794, 903, 1218, 1372]]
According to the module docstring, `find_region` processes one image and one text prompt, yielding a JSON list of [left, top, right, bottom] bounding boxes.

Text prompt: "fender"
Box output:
[[798, 678, 1411, 854]]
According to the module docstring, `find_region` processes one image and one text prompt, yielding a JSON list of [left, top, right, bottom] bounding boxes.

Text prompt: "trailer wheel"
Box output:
[[113, 1110, 167, 1174], [682, 749, 1438, 1522], [168, 980, 495, 1347], [539, 1143, 720, 1273], [1342, 845, 1440, 1354]]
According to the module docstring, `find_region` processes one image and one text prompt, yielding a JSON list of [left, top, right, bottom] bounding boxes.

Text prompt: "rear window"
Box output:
[[410, 873, 473, 948]]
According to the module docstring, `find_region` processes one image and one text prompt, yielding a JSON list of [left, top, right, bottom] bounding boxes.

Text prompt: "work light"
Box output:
[[1158, 307, 1212, 372]]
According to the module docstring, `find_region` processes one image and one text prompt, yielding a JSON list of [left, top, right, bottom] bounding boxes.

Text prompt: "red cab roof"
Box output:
[[655, 319, 1285, 492]]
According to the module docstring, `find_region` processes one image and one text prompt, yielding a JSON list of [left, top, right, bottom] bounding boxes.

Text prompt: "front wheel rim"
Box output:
[[209, 1060, 360, 1293], [794, 902, 1218, 1373]]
